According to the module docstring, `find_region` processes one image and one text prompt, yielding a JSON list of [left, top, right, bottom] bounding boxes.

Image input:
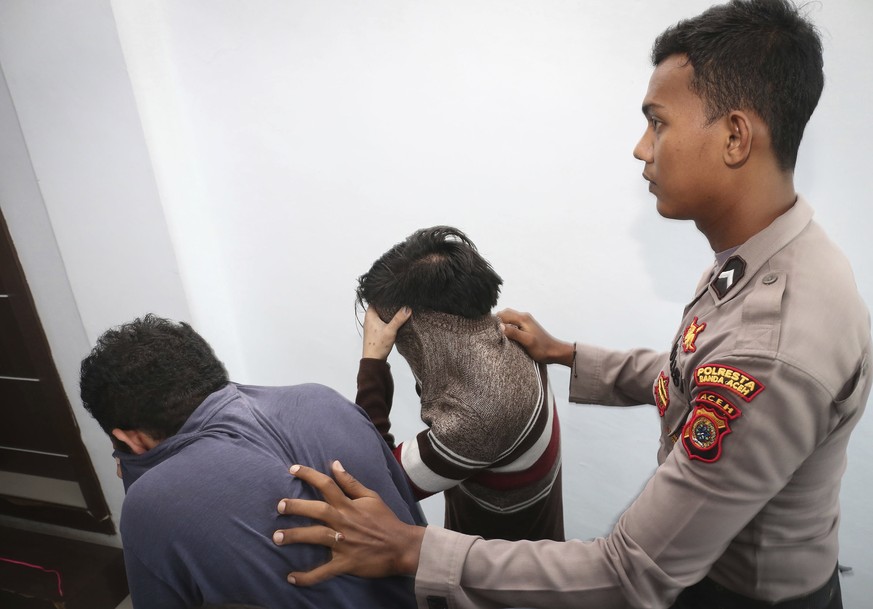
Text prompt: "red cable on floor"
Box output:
[[0, 556, 64, 598]]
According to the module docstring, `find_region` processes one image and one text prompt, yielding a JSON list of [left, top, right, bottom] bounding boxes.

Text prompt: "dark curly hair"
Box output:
[[652, 0, 823, 170], [80, 314, 229, 442], [356, 226, 502, 320]]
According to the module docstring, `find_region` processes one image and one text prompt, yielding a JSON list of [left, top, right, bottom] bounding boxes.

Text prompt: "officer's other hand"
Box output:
[[273, 460, 424, 586]]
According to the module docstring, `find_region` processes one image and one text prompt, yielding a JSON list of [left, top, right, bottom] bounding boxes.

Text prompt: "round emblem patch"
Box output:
[[690, 416, 717, 449], [681, 404, 732, 463]]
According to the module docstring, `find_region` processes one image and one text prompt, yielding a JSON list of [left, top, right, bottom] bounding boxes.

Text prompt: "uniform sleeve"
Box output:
[[570, 344, 667, 407], [355, 358, 397, 448], [414, 355, 839, 609]]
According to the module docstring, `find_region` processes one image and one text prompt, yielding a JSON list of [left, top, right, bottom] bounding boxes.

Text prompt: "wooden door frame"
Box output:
[[0, 209, 114, 534]]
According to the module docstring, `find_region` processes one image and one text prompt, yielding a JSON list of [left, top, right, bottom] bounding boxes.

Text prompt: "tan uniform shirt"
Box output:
[[414, 197, 871, 609]]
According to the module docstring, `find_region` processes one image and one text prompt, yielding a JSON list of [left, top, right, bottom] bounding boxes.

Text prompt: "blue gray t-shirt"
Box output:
[[117, 382, 423, 609]]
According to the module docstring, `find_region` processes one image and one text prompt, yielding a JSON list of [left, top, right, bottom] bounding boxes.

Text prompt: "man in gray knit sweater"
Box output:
[[355, 226, 564, 541]]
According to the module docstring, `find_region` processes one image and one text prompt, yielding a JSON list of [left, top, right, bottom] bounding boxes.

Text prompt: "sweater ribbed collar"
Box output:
[[394, 311, 502, 380]]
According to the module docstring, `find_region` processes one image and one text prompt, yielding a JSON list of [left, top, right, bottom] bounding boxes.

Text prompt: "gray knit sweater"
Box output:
[[357, 310, 564, 540]]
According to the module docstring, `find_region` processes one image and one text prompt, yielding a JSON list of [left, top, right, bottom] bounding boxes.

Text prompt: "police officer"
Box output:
[[273, 1, 870, 608]]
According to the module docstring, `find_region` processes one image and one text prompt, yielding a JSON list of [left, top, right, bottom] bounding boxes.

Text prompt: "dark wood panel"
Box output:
[[0, 447, 77, 480], [0, 499, 115, 535], [0, 525, 127, 605], [0, 298, 39, 378], [0, 379, 68, 453], [0, 209, 114, 533]]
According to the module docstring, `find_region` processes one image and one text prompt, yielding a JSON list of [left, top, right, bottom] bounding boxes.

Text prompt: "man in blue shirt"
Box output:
[[80, 314, 422, 609]]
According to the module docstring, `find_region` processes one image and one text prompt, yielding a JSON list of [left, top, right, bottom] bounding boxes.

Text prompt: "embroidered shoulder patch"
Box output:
[[695, 390, 741, 420], [681, 405, 732, 463], [654, 371, 670, 417], [682, 317, 706, 353], [694, 364, 764, 402]]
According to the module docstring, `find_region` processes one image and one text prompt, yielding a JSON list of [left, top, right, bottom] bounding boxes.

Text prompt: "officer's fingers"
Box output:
[[288, 464, 351, 507], [331, 460, 379, 501], [272, 524, 341, 548], [276, 497, 338, 526], [496, 307, 524, 327], [288, 561, 346, 587], [501, 322, 533, 348]]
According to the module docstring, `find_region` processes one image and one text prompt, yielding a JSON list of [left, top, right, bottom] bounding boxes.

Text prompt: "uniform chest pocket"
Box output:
[[736, 271, 786, 353]]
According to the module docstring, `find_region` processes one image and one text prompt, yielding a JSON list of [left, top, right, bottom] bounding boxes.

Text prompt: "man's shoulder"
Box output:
[[237, 382, 353, 409], [236, 382, 371, 434], [122, 440, 285, 501], [771, 223, 869, 361], [704, 228, 870, 402]]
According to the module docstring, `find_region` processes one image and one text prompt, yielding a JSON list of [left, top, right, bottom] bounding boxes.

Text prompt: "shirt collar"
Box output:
[[694, 196, 814, 305], [114, 383, 239, 491]]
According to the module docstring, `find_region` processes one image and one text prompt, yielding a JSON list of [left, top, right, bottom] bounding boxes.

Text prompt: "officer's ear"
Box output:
[[723, 110, 753, 168]]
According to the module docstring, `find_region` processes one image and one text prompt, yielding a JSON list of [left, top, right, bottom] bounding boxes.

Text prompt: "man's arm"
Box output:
[[354, 307, 411, 449], [355, 358, 397, 448]]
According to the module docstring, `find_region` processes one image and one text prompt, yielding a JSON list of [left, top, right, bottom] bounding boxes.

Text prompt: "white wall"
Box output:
[[0, 0, 189, 541], [1, 0, 871, 603]]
